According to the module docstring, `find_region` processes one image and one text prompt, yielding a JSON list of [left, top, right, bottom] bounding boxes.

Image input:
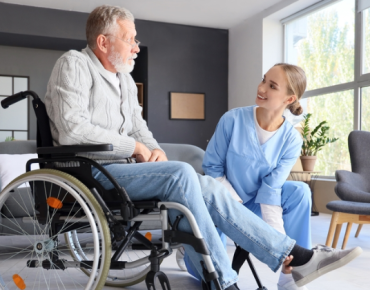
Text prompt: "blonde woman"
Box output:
[[185, 64, 312, 290]]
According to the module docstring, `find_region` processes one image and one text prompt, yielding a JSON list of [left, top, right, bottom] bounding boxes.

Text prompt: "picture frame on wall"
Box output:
[[170, 92, 205, 120]]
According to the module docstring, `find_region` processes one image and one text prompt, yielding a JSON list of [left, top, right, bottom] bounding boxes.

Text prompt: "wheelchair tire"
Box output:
[[66, 229, 154, 287], [0, 169, 111, 290]]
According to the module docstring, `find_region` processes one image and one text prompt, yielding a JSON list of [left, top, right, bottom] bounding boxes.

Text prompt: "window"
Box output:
[[283, 0, 370, 176], [0, 76, 29, 142]]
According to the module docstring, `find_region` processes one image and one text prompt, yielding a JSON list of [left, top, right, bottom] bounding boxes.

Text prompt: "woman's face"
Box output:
[[255, 66, 296, 112]]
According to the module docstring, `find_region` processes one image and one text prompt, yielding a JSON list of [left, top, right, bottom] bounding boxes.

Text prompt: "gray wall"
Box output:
[[0, 3, 228, 149], [0, 46, 65, 140]]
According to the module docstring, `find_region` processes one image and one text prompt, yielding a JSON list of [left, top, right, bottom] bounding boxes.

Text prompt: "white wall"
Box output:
[[229, 0, 320, 109], [228, 0, 339, 214], [229, 14, 263, 109]]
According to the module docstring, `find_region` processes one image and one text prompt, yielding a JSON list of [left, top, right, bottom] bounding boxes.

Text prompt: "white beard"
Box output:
[[108, 49, 136, 74]]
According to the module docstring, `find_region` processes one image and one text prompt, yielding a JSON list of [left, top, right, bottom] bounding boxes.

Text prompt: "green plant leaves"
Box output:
[[300, 114, 338, 156]]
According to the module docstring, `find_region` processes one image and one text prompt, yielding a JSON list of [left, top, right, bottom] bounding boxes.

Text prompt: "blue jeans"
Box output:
[[185, 181, 312, 282], [92, 161, 295, 289]]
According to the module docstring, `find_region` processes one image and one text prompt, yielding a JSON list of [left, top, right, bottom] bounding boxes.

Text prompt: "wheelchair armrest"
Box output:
[[37, 144, 113, 155]]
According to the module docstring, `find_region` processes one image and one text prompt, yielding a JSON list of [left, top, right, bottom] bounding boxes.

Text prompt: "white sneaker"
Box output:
[[278, 280, 308, 290], [292, 245, 362, 287], [176, 246, 187, 271], [278, 272, 308, 290]]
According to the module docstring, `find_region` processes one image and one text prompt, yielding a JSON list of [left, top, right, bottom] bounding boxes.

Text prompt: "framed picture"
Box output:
[[170, 92, 205, 120]]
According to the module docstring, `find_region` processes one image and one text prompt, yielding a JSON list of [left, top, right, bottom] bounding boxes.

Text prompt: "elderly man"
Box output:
[[45, 5, 361, 290]]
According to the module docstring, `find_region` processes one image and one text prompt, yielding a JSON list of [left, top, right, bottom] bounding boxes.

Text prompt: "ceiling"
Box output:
[[0, 0, 285, 29]]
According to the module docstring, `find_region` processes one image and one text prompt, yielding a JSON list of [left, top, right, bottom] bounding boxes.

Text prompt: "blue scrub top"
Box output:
[[203, 106, 302, 206]]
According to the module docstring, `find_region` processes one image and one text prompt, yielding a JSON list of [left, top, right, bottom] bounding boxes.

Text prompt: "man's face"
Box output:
[[107, 19, 140, 73]]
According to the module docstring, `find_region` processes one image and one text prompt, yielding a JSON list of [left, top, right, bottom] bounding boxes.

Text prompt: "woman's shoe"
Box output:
[[176, 246, 187, 271]]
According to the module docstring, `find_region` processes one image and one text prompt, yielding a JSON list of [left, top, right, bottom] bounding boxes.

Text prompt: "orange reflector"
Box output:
[[47, 197, 63, 209], [145, 232, 152, 241], [13, 274, 26, 290]]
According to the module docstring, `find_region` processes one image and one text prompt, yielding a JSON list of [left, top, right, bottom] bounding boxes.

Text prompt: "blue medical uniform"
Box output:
[[203, 106, 312, 247], [184, 106, 312, 280]]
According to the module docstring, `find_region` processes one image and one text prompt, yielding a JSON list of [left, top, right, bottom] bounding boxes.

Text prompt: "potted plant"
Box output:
[[300, 113, 338, 171]]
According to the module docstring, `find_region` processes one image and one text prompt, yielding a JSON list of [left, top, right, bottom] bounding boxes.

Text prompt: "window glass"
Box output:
[[13, 77, 28, 93], [14, 131, 28, 140], [0, 131, 13, 142], [363, 8, 370, 74], [0, 76, 12, 96], [0, 95, 27, 130], [299, 90, 354, 176], [361, 86, 370, 130], [285, 0, 355, 90]]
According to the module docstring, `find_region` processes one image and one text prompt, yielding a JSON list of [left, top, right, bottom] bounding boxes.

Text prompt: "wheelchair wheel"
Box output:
[[0, 169, 111, 290], [66, 228, 153, 287]]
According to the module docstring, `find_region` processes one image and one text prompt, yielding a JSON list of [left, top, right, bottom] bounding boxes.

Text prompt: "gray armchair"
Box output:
[[335, 130, 370, 203], [326, 131, 370, 249]]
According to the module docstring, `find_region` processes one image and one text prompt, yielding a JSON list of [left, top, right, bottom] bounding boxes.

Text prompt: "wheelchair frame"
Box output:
[[0, 91, 222, 290]]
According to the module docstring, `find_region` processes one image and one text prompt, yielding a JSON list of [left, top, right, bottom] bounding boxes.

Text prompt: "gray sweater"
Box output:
[[45, 46, 161, 162]]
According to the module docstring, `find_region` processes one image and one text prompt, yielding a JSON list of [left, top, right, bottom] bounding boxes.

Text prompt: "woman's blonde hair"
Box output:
[[274, 63, 307, 116]]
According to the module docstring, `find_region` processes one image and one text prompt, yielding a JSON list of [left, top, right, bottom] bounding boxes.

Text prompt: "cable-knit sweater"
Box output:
[[45, 46, 161, 162]]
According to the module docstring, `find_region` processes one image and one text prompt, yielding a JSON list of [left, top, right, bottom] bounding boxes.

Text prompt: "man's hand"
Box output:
[[149, 149, 168, 162], [133, 142, 168, 163], [133, 142, 152, 163]]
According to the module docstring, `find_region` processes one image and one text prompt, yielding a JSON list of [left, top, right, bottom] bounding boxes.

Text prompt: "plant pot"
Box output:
[[300, 156, 317, 171]]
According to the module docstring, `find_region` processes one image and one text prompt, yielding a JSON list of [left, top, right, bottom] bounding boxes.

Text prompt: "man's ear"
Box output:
[[96, 34, 109, 53]]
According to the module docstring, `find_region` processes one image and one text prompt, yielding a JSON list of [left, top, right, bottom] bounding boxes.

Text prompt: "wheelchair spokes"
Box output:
[[0, 169, 111, 290]]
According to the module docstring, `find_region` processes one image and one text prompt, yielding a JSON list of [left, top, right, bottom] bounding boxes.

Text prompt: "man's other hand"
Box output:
[[149, 149, 168, 162], [133, 142, 152, 162], [133, 142, 167, 162]]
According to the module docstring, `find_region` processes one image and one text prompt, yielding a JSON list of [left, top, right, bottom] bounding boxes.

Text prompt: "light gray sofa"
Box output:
[[0, 140, 205, 234]]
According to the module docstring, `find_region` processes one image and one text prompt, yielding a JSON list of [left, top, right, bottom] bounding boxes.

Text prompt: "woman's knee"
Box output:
[[283, 181, 312, 207]]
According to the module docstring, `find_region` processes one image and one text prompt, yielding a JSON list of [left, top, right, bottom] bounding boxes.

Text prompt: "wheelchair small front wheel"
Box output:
[[0, 169, 111, 290]]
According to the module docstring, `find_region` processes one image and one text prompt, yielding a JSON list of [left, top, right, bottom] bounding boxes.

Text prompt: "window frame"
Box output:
[[0, 75, 30, 141], [283, 0, 370, 178]]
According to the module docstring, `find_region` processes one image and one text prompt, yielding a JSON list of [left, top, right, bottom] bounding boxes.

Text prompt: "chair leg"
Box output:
[[342, 222, 353, 250], [355, 224, 363, 238], [326, 212, 340, 247], [332, 224, 343, 248]]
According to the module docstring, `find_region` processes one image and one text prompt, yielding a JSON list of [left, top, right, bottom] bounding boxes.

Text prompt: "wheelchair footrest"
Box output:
[[145, 271, 171, 290]]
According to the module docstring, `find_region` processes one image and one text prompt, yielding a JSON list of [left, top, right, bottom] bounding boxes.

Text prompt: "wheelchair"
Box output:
[[0, 91, 222, 290]]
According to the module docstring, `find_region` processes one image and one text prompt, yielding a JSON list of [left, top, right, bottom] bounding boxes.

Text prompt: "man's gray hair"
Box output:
[[86, 5, 134, 50]]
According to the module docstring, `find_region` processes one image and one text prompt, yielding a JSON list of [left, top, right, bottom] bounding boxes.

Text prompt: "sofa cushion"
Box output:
[[2, 187, 35, 218], [0, 153, 39, 219], [0, 154, 39, 191]]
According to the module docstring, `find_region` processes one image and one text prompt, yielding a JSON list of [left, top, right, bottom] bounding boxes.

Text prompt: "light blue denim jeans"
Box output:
[[92, 161, 295, 289]]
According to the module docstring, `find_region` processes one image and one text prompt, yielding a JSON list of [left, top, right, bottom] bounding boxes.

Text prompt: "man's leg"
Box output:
[[92, 161, 295, 288], [198, 174, 295, 273], [93, 161, 238, 288]]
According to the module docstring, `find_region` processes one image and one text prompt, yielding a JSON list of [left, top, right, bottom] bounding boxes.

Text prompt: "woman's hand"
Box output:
[[282, 255, 294, 274]]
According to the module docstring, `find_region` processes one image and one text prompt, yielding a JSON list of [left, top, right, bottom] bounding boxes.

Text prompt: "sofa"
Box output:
[[0, 140, 205, 234]]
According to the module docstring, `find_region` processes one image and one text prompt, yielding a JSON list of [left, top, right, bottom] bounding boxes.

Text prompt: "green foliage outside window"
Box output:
[[293, 0, 355, 175]]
